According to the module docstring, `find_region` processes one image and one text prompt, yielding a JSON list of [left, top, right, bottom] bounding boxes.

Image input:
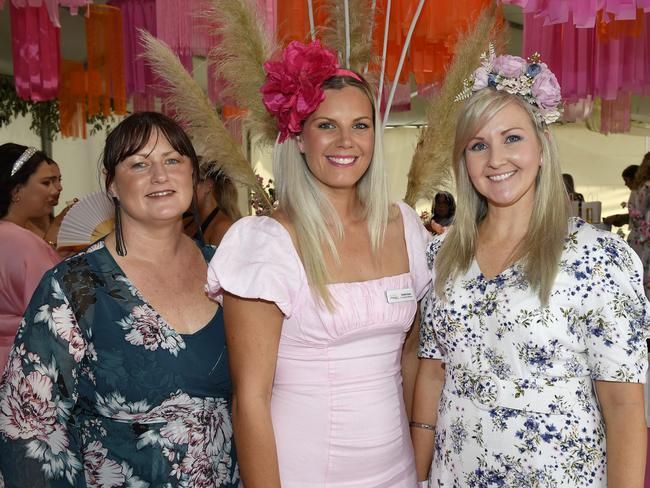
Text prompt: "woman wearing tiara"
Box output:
[[411, 52, 649, 487], [207, 40, 430, 487], [0, 113, 239, 487], [0, 143, 61, 373]]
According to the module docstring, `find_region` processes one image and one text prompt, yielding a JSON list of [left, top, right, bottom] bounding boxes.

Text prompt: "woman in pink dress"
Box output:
[[207, 41, 430, 487], [0, 143, 61, 372]]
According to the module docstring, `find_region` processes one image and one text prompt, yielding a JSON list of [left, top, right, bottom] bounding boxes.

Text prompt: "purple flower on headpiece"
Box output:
[[531, 67, 562, 110], [473, 65, 489, 90], [261, 40, 339, 143], [492, 55, 527, 78]]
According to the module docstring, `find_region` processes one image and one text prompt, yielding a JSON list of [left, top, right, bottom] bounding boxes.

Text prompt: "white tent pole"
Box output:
[[363, 0, 378, 74], [377, 0, 392, 106], [307, 0, 316, 41], [344, 0, 351, 68], [382, 0, 426, 127]]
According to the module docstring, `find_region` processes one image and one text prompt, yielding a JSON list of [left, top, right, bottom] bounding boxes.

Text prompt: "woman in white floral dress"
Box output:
[[0, 113, 239, 487], [411, 53, 649, 487]]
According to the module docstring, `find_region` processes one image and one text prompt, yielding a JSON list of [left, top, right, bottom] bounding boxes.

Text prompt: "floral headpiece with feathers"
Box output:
[[455, 45, 563, 125]]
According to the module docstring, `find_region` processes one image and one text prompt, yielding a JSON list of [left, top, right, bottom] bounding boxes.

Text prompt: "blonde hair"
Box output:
[[434, 89, 569, 305], [273, 75, 390, 307]]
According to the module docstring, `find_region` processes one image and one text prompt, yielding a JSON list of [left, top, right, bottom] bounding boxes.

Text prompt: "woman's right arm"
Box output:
[[0, 272, 86, 487], [223, 292, 284, 488], [411, 358, 445, 482]]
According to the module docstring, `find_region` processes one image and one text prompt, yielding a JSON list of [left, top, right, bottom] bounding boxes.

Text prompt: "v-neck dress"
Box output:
[[0, 240, 239, 487], [420, 218, 650, 487], [207, 201, 431, 487]]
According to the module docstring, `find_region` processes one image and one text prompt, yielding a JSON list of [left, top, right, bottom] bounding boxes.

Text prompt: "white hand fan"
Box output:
[[57, 190, 115, 248]]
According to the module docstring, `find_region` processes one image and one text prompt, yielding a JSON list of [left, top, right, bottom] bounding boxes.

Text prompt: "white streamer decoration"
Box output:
[[307, 0, 316, 41], [383, 0, 426, 127], [377, 0, 392, 106], [344, 0, 351, 68]]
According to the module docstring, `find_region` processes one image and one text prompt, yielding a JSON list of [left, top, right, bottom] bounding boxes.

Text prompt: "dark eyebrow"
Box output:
[[132, 149, 180, 158]]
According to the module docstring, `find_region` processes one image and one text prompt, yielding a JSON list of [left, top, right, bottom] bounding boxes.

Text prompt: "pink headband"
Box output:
[[261, 40, 366, 143], [335, 68, 362, 82]]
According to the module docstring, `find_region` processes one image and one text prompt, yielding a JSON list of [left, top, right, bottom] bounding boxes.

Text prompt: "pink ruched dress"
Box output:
[[0, 221, 60, 372], [207, 201, 431, 487]]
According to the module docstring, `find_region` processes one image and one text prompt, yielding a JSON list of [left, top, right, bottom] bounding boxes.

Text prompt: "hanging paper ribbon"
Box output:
[[276, 0, 328, 44], [600, 91, 632, 133], [503, 0, 650, 27], [108, 0, 157, 111], [6, 0, 92, 28], [86, 4, 127, 116], [9, 2, 60, 101], [522, 11, 650, 103], [155, 0, 193, 70], [59, 59, 88, 138]]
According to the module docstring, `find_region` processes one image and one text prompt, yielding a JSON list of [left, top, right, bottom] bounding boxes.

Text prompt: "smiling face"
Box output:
[[297, 86, 374, 195], [464, 101, 542, 213], [109, 130, 194, 227], [12, 160, 61, 219]]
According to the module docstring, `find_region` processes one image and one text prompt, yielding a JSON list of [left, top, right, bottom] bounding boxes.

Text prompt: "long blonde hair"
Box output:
[[434, 89, 569, 305], [273, 75, 390, 307]]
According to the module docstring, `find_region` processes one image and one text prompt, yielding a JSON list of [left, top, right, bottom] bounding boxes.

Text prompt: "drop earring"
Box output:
[[112, 196, 127, 256]]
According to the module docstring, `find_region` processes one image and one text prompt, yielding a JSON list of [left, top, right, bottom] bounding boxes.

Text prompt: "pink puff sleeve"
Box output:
[[206, 216, 305, 317], [398, 201, 433, 301]]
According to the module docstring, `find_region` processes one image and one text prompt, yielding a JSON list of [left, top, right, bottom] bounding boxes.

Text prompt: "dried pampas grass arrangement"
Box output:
[[320, 0, 376, 73], [139, 30, 271, 208], [206, 0, 278, 145], [404, 5, 503, 206]]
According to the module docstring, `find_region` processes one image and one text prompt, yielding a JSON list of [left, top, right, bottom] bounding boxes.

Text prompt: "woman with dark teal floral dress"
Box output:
[[0, 112, 239, 487]]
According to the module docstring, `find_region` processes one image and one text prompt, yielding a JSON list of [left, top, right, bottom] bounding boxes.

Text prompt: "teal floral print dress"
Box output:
[[420, 218, 649, 487], [0, 240, 239, 487]]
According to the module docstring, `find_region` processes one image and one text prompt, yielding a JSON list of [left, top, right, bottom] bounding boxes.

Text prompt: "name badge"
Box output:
[[386, 287, 415, 304]]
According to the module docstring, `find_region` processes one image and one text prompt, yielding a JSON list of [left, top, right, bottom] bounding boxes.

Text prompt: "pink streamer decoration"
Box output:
[[503, 0, 650, 27], [9, 0, 91, 28], [600, 91, 631, 133], [109, 0, 156, 111], [257, 0, 276, 44], [523, 11, 650, 103], [9, 2, 60, 101], [155, 0, 192, 70]]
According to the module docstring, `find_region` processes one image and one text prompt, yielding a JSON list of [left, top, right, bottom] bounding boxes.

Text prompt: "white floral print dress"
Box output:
[[420, 218, 649, 487], [0, 240, 239, 488]]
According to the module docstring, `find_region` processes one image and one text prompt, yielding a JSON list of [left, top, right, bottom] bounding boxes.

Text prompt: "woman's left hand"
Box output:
[[44, 198, 78, 246]]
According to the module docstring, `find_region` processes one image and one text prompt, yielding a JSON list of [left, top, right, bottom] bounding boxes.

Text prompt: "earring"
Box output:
[[112, 196, 127, 256]]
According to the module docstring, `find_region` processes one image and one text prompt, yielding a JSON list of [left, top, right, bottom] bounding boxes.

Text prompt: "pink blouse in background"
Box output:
[[0, 221, 60, 372]]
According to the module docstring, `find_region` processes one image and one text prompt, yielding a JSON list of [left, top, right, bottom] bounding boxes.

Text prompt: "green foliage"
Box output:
[[0, 75, 120, 140]]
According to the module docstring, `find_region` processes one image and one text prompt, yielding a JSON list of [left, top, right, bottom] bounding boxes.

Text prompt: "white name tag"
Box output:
[[386, 287, 415, 304]]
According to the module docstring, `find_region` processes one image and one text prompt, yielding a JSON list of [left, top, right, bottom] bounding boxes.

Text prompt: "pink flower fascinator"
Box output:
[[261, 40, 361, 143]]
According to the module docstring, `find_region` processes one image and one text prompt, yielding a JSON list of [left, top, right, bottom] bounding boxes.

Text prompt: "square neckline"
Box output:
[[99, 239, 220, 338], [261, 201, 414, 287]]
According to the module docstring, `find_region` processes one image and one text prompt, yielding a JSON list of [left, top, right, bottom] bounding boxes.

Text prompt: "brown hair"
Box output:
[[102, 112, 199, 192], [0, 143, 55, 218]]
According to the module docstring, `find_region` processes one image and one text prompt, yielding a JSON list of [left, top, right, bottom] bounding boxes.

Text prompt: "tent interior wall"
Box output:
[[1, 3, 649, 221]]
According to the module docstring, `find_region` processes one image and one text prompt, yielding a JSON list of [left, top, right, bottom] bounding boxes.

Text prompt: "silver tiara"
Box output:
[[10, 146, 38, 177]]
